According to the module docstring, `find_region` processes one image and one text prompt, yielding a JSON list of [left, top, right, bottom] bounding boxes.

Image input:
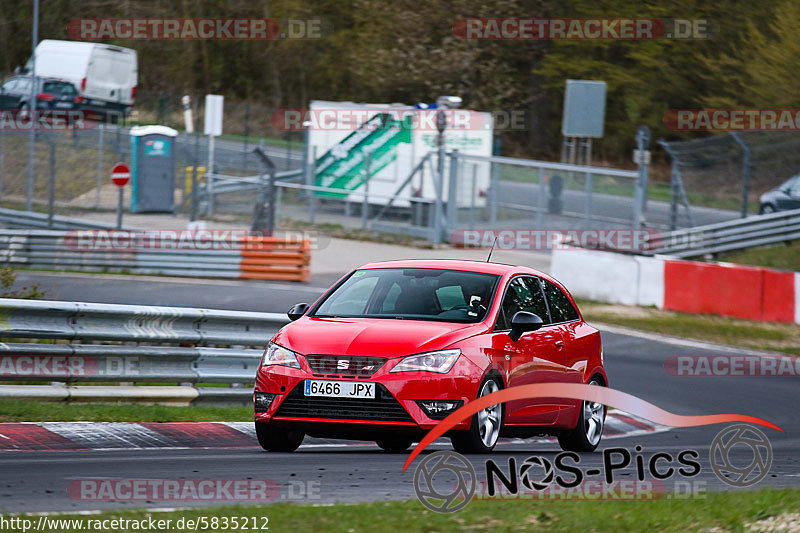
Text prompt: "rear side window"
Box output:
[[496, 276, 550, 330], [16, 78, 32, 93], [542, 279, 579, 323]]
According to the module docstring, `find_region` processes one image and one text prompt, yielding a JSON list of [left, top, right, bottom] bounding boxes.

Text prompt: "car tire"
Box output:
[[451, 376, 503, 454], [375, 437, 413, 452], [255, 421, 304, 452], [557, 378, 606, 453], [759, 204, 776, 215]]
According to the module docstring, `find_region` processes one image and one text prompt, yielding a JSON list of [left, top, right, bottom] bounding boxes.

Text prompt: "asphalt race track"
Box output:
[[1, 273, 798, 512]]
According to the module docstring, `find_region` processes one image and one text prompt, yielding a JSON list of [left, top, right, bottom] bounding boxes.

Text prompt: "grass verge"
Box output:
[[577, 299, 800, 355], [0, 399, 251, 423], [720, 241, 800, 271], [5, 489, 800, 532]]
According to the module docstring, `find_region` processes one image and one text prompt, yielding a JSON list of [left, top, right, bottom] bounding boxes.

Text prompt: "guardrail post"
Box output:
[[0, 125, 4, 200], [446, 150, 459, 238], [207, 134, 216, 215], [633, 125, 651, 229], [584, 170, 593, 229], [95, 124, 104, 209], [536, 166, 546, 229], [47, 139, 55, 229], [669, 159, 679, 231], [470, 163, 477, 230], [309, 146, 317, 224], [730, 132, 751, 218], [252, 147, 277, 236]]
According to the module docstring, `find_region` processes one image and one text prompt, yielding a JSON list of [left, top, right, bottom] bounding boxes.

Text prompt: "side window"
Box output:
[[542, 279, 580, 323], [17, 78, 31, 93], [790, 177, 800, 197], [495, 276, 550, 330]]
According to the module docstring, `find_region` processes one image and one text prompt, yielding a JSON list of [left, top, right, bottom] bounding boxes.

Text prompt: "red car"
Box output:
[[254, 259, 607, 454]]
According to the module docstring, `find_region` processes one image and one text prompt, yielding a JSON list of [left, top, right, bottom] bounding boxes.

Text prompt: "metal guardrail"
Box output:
[[0, 298, 291, 404], [0, 230, 311, 281], [0, 208, 115, 231], [643, 207, 800, 258]]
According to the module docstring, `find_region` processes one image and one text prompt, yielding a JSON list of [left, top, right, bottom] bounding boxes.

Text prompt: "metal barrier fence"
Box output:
[[659, 131, 800, 230], [0, 125, 303, 215], [448, 152, 643, 235], [643, 207, 800, 259], [0, 298, 290, 404], [0, 208, 115, 230], [207, 149, 647, 244], [0, 230, 311, 281]]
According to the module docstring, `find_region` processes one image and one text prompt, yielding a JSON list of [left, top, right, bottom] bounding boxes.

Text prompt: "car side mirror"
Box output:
[[13, 66, 20, 75], [287, 303, 310, 321], [781, 187, 792, 195], [509, 311, 544, 342]]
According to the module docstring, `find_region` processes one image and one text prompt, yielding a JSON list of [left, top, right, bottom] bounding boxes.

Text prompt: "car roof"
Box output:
[[356, 259, 553, 280], [5, 76, 74, 84]]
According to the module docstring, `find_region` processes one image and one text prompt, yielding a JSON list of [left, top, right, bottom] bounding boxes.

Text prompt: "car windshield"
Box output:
[[313, 268, 500, 323]]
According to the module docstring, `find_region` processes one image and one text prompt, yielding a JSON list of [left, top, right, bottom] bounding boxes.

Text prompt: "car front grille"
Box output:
[[273, 383, 414, 423], [304, 354, 387, 376]]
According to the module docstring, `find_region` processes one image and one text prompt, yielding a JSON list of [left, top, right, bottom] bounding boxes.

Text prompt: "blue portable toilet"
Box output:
[[130, 125, 178, 213]]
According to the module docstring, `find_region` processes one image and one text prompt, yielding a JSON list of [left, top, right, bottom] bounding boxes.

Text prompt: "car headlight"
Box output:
[[390, 349, 460, 374], [261, 342, 301, 369]]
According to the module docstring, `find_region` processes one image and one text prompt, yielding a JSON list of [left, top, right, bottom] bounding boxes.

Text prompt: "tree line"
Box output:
[[1, 0, 796, 160]]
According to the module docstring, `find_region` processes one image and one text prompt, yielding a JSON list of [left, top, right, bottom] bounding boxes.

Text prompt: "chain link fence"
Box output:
[[659, 131, 800, 229]]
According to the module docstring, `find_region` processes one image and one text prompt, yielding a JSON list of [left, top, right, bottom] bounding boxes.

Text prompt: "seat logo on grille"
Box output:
[[337, 360, 350, 370]]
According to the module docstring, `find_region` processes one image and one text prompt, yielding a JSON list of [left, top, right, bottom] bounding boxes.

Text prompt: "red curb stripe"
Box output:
[[140, 422, 257, 448], [0, 423, 88, 451], [613, 414, 654, 431]]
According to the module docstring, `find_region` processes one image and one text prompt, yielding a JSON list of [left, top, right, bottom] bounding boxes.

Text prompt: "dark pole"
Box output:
[[252, 146, 276, 236], [47, 139, 55, 229], [26, 0, 39, 211], [243, 103, 250, 172], [268, 165, 276, 236], [116, 186, 124, 229], [190, 133, 199, 222]]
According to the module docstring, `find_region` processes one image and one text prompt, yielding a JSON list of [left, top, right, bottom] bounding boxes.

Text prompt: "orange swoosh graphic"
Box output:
[[402, 383, 783, 472]]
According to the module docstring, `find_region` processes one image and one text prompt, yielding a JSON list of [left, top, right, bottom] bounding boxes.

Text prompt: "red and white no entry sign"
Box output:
[[111, 162, 131, 187]]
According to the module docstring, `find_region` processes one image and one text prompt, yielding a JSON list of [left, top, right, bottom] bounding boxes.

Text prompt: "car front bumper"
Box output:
[[254, 355, 483, 434]]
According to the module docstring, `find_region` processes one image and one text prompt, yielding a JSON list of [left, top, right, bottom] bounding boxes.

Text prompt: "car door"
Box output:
[[786, 178, 800, 210], [776, 176, 800, 210], [491, 275, 565, 425], [540, 278, 587, 419], [0, 78, 19, 109]]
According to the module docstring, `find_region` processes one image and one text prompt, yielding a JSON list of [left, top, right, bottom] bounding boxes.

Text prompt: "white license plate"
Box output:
[[55, 102, 72, 108], [304, 380, 375, 399]]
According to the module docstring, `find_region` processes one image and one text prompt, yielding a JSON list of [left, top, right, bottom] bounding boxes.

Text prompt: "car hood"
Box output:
[[273, 317, 487, 358]]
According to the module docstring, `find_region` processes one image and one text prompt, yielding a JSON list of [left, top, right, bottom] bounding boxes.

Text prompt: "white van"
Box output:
[[24, 40, 138, 118]]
